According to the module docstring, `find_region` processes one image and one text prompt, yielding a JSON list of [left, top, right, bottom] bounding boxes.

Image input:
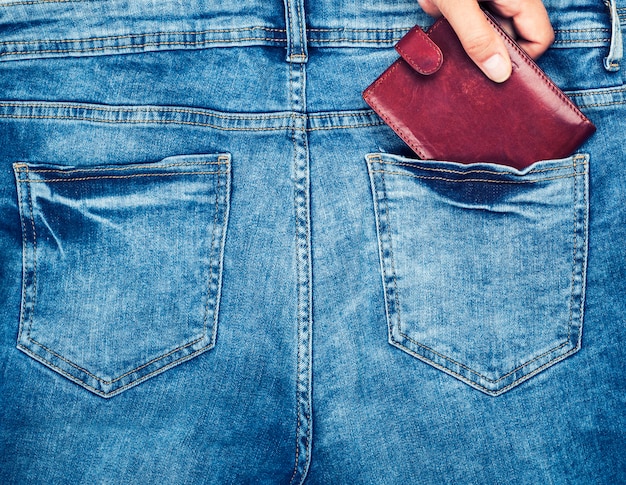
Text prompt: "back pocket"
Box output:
[[367, 153, 589, 396], [13, 154, 231, 398]]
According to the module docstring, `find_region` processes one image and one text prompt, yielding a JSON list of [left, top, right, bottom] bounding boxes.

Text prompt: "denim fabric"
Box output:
[[367, 154, 589, 395], [0, 0, 624, 483]]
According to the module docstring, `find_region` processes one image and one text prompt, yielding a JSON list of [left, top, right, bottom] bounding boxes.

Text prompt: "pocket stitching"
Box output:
[[18, 164, 223, 385], [397, 334, 574, 385], [17, 159, 227, 174], [16, 170, 226, 183], [368, 154, 588, 394], [368, 169, 584, 185], [370, 158, 586, 177], [377, 169, 404, 355], [15, 155, 230, 394], [17, 343, 215, 398]]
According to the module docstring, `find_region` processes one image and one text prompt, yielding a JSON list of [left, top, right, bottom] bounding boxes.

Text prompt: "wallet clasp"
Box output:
[[395, 26, 443, 75]]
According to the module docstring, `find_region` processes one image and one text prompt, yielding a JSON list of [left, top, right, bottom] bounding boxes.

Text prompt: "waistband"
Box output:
[[0, 0, 623, 62]]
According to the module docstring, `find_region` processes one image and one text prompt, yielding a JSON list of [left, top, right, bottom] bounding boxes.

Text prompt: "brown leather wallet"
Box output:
[[363, 13, 596, 169]]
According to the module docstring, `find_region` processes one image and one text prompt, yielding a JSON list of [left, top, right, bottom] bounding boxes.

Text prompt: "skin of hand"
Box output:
[[417, 0, 555, 82]]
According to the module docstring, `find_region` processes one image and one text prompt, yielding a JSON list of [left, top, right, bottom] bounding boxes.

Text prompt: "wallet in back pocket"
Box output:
[[363, 12, 596, 169]]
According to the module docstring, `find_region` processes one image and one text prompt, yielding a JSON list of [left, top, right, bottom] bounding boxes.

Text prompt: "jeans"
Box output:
[[0, 0, 624, 483]]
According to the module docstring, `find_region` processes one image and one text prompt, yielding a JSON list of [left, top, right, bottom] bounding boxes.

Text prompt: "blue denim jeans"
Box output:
[[0, 0, 624, 483]]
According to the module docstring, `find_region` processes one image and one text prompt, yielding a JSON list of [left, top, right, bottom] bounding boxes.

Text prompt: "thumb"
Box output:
[[437, 2, 512, 82]]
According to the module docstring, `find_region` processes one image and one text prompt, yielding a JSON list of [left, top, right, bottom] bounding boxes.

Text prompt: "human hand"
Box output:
[[417, 0, 554, 82]]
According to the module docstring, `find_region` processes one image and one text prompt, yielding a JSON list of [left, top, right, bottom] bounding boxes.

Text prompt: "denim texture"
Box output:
[[367, 154, 589, 395], [0, 0, 624, 483]]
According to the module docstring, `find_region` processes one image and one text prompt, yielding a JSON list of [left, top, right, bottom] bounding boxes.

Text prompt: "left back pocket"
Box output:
[[13, 154, 231, 398]]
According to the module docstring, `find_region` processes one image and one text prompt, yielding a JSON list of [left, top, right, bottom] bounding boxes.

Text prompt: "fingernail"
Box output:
[[482, 53, 511, 83]]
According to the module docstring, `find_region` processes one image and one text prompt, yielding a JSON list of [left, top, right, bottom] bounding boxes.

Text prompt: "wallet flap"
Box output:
[[395, 25, 443, 75]]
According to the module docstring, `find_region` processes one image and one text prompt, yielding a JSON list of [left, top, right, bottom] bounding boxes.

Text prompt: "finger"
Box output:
[[437, 0, 512, 82], [418, 0, 443, 17], [489, 0, 554, 58]]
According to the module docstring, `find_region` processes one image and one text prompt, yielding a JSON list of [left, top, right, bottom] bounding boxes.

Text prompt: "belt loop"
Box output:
[[283, 0, 308, 63], [604, 0, 623, 71]]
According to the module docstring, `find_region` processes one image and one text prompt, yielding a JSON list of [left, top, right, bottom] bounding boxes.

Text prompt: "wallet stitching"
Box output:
[[396, 28, 442, 75], [363, 61, 430, 160], [365, 16, 594, 162], [482, 14, 592, 127]]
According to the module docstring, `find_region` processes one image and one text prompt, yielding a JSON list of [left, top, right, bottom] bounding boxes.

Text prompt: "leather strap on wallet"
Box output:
[[363, 13, 596, 169]]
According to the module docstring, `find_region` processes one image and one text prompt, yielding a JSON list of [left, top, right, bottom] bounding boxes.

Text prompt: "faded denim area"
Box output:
[[367, 154, 589, 395], [0, 0, 624, 484], [13, 156, 230, 396]]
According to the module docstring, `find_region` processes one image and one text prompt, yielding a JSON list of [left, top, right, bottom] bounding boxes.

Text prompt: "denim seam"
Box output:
[[15, 158, 229, 389], [21, 160, 227, 173], [0, 0, 89, 5], [567, 86, 626, 107], [25, 166, 37, 346], [373, 160, 583, 176], [0, 103, 294, 120], [307, 122, 385, 131], [553, 38, 611, 44], [14, 171, 28, 349], [575, 99, 626, 107], [287, 59, 312, 485], [17, 171, 224, 183], [0, 113, 387, 131], [0, 102, 391, 129], [0, 27, 287, 46], [370, 159, 405, 367], [300, 79, 314, 485], [0, 115, 292, 131], [307, 27, 407, 33], [368, 170, 584, 184], [569, 86, 626, 96], [203, 160, 223, 350], [309, 38, 404, 43], [307, 111, 377, 119], [568, 159, 579, 347], [385, 166, 404, 358], [289, 113, 302, 485], [0, 37, 414, 57], [0, 37, 288, 58], [19, 345, 214, 397], [24, 334, 209, 385], [369, 154, 587, 392], [288, 61, 301, 484], [554, 28, 610, 33], [285, 0, 294, 60], [297, 0, 306, 61], [399, 336, 571, 385]]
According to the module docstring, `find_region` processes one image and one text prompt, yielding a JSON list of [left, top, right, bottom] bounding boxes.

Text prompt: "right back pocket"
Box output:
[[367, 153, 589, 396]]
